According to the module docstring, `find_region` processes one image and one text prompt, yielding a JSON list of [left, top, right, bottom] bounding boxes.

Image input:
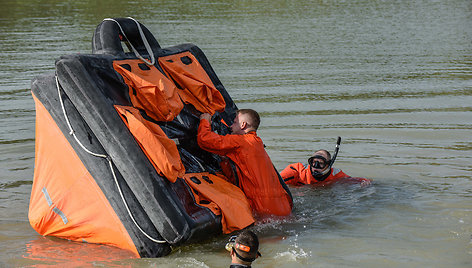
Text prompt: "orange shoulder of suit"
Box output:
[[197, 119, 292, 216]]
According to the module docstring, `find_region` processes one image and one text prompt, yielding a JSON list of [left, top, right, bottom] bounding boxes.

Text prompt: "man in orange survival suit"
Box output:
[[281, 149, 372, 187], [197, 109, 293, 216]]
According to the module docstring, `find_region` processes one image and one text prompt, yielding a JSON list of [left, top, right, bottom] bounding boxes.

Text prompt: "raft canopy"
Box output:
[[29, 17, 256, 258]]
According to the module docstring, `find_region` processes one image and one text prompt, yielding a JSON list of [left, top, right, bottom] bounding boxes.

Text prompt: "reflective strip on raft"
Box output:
[[52, 207, 68, 224], [42, 187, 68, 224], [41, 187, 53, 207]]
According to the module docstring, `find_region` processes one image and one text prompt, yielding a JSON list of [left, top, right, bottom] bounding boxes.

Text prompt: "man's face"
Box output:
[[230, 113, 244, 134], [309, 151, 330, 174]]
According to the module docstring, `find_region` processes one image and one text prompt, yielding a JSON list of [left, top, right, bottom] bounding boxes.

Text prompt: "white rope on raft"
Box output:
[[55, 76, 166, 244], [103, 17, 156, 66]]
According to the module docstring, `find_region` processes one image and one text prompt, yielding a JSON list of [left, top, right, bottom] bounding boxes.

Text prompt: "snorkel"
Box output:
[[309, 136, 341, 181], [330, 136, 341, 169]]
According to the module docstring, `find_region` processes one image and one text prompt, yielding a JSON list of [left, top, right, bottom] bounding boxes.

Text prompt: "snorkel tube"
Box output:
[[329, 136, 341, 170], [310, 136, 342, 180]]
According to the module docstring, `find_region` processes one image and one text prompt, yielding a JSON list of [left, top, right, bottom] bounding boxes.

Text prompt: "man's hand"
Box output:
[[360, 179, 372, 187], [200, 113, 211, 122]]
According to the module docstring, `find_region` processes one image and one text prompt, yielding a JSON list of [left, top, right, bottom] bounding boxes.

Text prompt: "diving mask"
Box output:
[[308, 137, 342, 181], [308, 155, 330, 170]]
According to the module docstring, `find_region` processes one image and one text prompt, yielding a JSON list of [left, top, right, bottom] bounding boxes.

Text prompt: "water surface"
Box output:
[[0, 0, 471, 267]]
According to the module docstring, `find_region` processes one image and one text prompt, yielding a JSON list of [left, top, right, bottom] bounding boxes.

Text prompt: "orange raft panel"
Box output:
[[29, 17, 292, 258]]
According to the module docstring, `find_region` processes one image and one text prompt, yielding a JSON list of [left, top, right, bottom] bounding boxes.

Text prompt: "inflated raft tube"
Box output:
[[92, 17, 161, 58], [29, 17, 253, 258]]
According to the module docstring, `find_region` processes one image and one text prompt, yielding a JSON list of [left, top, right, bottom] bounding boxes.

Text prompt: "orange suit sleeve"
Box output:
[[280, 163, 303, 185], [330, 169, 372, 185], [197, 119, 240, 155], [345, 177, 373, 184]]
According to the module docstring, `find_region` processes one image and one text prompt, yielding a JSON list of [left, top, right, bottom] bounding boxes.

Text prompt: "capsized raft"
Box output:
[[29, 17, 292, 257]]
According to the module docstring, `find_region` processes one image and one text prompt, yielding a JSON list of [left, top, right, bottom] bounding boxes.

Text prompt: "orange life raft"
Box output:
[[29, 18, 292, 257]]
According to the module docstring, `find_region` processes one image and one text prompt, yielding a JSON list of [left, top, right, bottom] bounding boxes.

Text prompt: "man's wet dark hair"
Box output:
[[237, 109, 260, 130], [234, 230, 260, 262]]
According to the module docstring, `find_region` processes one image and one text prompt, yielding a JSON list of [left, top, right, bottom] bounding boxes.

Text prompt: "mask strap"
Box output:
[[233, 247, 257, 263]]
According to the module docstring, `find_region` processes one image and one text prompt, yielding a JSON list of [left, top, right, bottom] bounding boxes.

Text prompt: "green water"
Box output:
[[0, 0, 471, 267]]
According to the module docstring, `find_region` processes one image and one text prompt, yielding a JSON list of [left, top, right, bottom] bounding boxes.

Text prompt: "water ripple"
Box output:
[[0, 180, 32, 190]]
